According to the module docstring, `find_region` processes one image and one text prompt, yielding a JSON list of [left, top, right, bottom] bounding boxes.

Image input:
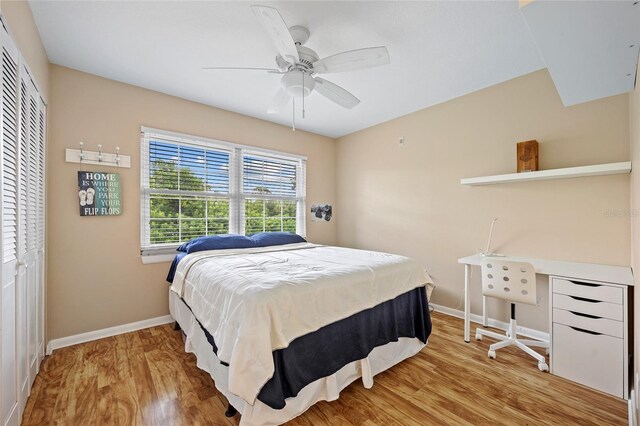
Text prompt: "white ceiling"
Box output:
[[28, 1, 547, 138]]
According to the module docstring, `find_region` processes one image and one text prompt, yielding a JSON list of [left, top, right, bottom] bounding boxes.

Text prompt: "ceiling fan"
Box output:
[[203, 5, 390, 128]]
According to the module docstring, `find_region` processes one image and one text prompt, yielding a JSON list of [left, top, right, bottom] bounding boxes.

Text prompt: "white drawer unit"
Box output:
[[550, 276, 630, 399], [552, 323, 624, 398]]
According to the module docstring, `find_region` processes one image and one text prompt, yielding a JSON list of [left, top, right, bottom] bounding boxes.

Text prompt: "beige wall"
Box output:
[[8, 0, 633, 345], [0, 0, 49, 99], [336, 69, 630, 332], [47, 65, 336, 340], [630, 64, 639, 406]]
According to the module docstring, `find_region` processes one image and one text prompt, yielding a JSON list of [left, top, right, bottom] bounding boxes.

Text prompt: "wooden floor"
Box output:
[[22, 312, 627, 425]]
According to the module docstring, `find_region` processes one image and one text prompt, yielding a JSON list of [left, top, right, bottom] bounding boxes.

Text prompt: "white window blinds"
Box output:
[[143, 139, 232, 246], [140, 128, 306, 255], [241, 152, 305, 235]]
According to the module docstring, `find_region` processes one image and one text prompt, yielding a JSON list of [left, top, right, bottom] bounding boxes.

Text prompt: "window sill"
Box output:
[[141, 253, 176, 264]]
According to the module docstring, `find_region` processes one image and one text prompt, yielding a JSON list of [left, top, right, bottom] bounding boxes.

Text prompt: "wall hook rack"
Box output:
[[65, 141, 131, 168]]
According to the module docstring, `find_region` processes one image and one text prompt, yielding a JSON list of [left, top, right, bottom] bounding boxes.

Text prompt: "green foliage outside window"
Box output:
[[245, 198, 296, 234], [149, 160, 229, 244], [148, 160, 296, 245]]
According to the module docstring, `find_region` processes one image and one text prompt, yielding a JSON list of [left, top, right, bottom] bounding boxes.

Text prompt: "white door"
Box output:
[[1, 27, 22, 426], [35, 98, 45, 364], [16, 68, 29, 405], [25, 76, 39, 388]]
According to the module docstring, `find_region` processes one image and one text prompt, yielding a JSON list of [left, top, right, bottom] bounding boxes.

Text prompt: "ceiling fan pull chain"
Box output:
[[302, 72, 306, 119], [292, 97, 296, 131]]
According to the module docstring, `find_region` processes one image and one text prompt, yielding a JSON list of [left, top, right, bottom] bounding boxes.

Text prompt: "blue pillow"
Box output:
[[249, 232, 306, 247], [177, 234, 255, 254]]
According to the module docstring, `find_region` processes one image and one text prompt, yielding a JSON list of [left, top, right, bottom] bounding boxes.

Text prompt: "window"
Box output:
[[242, 154, 302, 234], [140, 128, 306, 255]]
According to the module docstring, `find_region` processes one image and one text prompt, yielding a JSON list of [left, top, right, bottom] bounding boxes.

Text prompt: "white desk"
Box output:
[[458, 254, 633, 399], [457, 253, 634, 343], [458, 253, 634, 397]]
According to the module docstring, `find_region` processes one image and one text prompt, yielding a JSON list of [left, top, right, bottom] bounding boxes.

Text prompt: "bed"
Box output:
[[167, 236, 432, 425]]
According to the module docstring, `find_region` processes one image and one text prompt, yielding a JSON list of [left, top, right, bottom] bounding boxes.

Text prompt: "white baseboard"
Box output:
[[46, 314, 174, 355], [630, 374, 639, 426], [430, 303, 550, 342], [629, 389, 637, 426], [636, 373, 640, 410]]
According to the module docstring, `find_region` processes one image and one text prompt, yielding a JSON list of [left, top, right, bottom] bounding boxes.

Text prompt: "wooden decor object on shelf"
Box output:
[[517, 140, 539, 173]]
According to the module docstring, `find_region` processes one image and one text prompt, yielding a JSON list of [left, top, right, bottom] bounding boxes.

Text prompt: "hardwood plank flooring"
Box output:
[[22, 312, 627, 425]]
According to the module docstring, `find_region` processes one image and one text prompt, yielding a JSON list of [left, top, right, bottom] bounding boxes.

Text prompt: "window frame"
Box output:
[[140, 127, 307, 261]]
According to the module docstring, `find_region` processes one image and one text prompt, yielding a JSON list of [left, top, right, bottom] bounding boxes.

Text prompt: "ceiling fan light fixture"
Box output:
[[281, 70, 315, 98]]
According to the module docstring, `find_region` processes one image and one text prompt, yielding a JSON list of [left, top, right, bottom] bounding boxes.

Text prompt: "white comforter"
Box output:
[[170, 243, 432, 405]]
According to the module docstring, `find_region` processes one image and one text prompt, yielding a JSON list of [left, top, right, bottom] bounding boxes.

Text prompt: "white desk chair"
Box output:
[[475, 258, 549, 372]]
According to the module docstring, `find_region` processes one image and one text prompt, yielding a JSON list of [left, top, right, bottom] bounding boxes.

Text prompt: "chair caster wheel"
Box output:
[[475, 333, 482, 341], [488, 350, 496, 359], [538, 362, 549, 372], [225, 404, 237, 417]]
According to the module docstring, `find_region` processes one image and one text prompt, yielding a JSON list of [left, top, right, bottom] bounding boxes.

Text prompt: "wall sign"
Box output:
[[78, 171, 122, 216]]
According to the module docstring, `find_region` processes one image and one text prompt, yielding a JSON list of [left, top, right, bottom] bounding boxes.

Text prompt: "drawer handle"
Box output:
[[569, 326, 602, 336], [569, 311, 600, 320], [568, 295, 600, 303], [569, 280, 601, 288]]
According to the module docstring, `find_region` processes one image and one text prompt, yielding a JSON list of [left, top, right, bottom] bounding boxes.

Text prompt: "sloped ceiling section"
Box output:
[[521, 0, 640, 106]]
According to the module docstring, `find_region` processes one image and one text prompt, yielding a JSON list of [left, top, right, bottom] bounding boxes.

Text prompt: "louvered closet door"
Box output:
[[25, 76, 39, 388], [35, 99, 45, 364], [16, 70, 29, 408], [0, 27, 22, 426]]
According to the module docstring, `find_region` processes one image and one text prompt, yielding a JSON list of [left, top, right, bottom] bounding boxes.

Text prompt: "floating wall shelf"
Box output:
[[460, 161, 631, 186]]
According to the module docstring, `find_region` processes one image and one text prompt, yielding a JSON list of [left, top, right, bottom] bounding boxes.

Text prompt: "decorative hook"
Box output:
[[97, 144, 102, 162], [79, 141, 84, 162], [115, 146, 120, 166]]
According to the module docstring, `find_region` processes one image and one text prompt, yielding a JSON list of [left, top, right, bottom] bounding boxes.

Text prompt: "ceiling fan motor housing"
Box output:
[[281, 70, 315, 98], [295, 45, 319, 69]]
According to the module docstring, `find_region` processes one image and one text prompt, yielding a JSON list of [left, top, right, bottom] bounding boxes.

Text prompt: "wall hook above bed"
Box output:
[[65, 142, 131, 168]]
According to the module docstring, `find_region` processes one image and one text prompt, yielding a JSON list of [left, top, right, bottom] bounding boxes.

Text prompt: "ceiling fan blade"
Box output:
[[250, 5, 300, 64], [267, 88, 291, 114], [313, 46, 390, 74], [202, 67, 280, 72], [314, 77, 360, 109]]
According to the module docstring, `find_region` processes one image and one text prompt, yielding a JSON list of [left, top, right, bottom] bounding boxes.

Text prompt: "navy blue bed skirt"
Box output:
[[179, 286, 431, 410]]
